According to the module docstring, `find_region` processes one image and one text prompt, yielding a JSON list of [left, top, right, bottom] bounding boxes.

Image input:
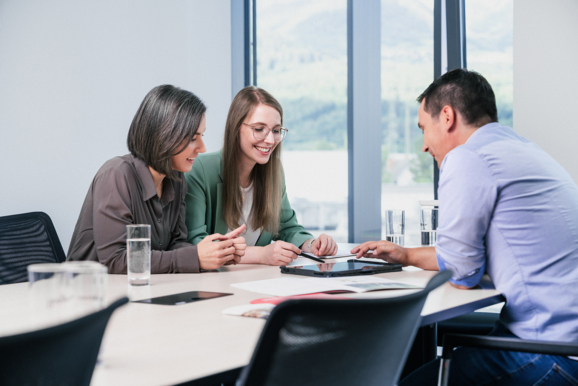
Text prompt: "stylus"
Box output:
[[298, 252, 325, 263]]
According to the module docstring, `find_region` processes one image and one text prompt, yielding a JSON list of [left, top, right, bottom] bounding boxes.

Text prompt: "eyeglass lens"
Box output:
[[252, 126, 287, 142]]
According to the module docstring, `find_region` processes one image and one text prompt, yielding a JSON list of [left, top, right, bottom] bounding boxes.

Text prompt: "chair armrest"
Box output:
[[438, 334, 578, 386], [441, 333, 578, 360]]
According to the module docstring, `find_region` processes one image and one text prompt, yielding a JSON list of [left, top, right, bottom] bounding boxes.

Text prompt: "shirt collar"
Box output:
[[440, 122, 502, 172], [465, 122, 501, 144], [131, 155, 176, 204]]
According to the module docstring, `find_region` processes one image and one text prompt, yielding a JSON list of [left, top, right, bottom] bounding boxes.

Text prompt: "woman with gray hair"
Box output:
[[68, 85, 246, 273]]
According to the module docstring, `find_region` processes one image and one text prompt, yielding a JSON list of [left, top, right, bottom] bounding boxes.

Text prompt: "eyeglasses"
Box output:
[[242, 123, 288, 142]]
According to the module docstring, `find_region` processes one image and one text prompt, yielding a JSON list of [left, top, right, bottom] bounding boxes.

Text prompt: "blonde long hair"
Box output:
[[222, 86, 283, 235]]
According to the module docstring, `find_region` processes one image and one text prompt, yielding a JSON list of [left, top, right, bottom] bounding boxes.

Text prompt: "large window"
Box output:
[[381, 0, 435, 246], [254, 0, 512, 245], [466, 0, 513, 128], [257, 0, 348, 242]]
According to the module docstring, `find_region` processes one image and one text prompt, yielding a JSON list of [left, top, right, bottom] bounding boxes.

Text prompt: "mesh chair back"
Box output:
[[0, 212, 66, 284], [0, 297, 128, 386], [238, 270, 452, 386]]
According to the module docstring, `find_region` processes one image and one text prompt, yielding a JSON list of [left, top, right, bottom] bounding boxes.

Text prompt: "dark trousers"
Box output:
[[400, 323, 578, 386]]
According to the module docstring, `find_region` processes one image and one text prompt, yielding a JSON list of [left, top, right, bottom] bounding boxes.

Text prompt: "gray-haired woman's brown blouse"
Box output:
[[68, 154, 199, 274]]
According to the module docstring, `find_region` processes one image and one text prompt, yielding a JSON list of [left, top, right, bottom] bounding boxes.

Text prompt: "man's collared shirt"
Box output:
[[436, 122, 578, 341]]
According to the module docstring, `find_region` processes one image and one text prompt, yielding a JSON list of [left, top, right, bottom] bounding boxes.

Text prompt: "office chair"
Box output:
[[438, 333, 578, 386], [437, 312, 500, 345], [0, 296, 128, 386], [0, 211, 66, 284], [234, 270, 452, 386]]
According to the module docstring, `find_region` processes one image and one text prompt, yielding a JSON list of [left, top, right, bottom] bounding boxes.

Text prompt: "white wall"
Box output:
[[514, 0, 578, 182], [0, 0, 232, 250]]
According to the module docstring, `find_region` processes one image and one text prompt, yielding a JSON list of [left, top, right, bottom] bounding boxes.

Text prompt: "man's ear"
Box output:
[[440, 105, 456, 133]]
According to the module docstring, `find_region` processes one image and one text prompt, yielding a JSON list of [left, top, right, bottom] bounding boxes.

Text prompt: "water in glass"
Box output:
[[127, 238, 150, 286], [386, 234, 405, 246], [421, 230, 436, 246]]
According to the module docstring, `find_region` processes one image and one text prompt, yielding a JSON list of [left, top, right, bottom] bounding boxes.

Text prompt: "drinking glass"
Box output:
[[384, 210, 405, 246], [126, 224, 151, 286], [27, 261, 108, 324], [28, 263, 70, 324], [65, 261, 108, 313], [421, 208, 439, 246]]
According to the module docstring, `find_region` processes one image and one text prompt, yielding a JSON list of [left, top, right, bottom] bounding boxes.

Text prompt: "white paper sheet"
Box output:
[[222, 303, 275, 319], [231, 277, 334, 296], [231, 276, 420, 297]]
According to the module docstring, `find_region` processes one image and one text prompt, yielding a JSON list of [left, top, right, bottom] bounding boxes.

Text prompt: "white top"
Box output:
[[228, 183, 261, 247]]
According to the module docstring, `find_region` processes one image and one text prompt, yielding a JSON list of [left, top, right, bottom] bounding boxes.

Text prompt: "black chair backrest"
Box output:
[[0, 211, 66, 284], [238, 270, 452, 386], [0, 297, 128, 386]]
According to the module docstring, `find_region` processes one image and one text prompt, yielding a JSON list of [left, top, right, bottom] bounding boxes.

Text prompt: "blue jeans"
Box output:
[[400, 323, 578, 386]]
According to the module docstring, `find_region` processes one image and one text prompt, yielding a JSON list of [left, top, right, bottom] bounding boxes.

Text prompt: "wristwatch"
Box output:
[[307, 238, 316, 252]]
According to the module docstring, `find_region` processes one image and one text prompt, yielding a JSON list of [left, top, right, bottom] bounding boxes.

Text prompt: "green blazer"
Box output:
[[184, 150, 312, 248]]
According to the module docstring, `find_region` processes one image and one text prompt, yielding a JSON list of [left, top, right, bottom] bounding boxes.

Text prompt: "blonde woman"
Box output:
[[184, 86, 337, 265]]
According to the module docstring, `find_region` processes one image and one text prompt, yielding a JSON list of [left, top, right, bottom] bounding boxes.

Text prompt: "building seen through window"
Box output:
[[257, 0, 348, 241], [256, 0, 513, 244], [381, 0, 434, 245]]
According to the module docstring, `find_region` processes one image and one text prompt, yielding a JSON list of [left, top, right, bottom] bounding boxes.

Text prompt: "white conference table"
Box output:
[[0, 246, 503, 386]]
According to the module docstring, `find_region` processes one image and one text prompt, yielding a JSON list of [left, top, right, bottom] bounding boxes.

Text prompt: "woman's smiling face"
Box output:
[[171, 115, 207, 173], [238, 104, 281, 167]]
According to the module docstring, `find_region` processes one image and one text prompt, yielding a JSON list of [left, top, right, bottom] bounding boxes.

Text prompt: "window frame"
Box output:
[[235, 0, 468, 241]]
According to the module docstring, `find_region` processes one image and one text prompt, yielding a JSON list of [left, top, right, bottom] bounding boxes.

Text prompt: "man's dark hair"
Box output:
[[127, 85, 206, 180], [417, 68, 498, 127]]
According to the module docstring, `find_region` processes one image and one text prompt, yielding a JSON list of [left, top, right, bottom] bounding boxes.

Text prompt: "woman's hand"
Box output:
[[261, 241, 301, 266], [351, 240, 409, 266], [231, 236, 246, 262], [221, 226, 247, 264], [197, 225, 246, 269], [304, 234, 338, 256]]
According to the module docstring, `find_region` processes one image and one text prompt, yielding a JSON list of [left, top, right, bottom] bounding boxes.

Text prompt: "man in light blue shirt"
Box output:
[[353, 68, 578, 385]]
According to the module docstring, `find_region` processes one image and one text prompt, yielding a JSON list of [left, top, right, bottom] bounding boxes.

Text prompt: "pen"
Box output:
[[298, 252, 325, 263]]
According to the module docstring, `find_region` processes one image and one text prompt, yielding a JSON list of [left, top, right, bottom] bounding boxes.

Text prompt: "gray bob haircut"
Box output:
[[127, 85, 206, 180]]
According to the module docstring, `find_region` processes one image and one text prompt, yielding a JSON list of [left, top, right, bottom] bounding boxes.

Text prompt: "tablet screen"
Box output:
[[292, 261, 385, 273]]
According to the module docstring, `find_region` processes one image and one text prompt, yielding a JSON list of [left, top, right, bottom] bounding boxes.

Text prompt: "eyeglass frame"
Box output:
[[242, 122, 289, 142]]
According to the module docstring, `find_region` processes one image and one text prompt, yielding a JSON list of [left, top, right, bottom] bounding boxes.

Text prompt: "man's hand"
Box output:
[[261, 241, 301, 266], [351, 240, 409, 266], [351, 242, 439, 271]]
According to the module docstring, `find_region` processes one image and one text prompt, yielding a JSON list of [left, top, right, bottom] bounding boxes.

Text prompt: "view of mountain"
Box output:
[[256, 0, 513, 241]]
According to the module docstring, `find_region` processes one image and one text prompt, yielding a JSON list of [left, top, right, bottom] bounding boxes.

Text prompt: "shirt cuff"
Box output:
[[291, 233, 314, 249], [436, 253, 484, 288], [174, 245, 200, 273]]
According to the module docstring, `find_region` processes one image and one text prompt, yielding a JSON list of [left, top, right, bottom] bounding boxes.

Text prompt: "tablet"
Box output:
[[280, 259, 402, 277], [133, 291, 233, 305]]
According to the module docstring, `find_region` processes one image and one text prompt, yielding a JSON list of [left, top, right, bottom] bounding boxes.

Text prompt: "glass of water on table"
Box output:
[[421, 208, 438, 246], [127, 224, 151, 286], [385, 210, 405, 246]]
